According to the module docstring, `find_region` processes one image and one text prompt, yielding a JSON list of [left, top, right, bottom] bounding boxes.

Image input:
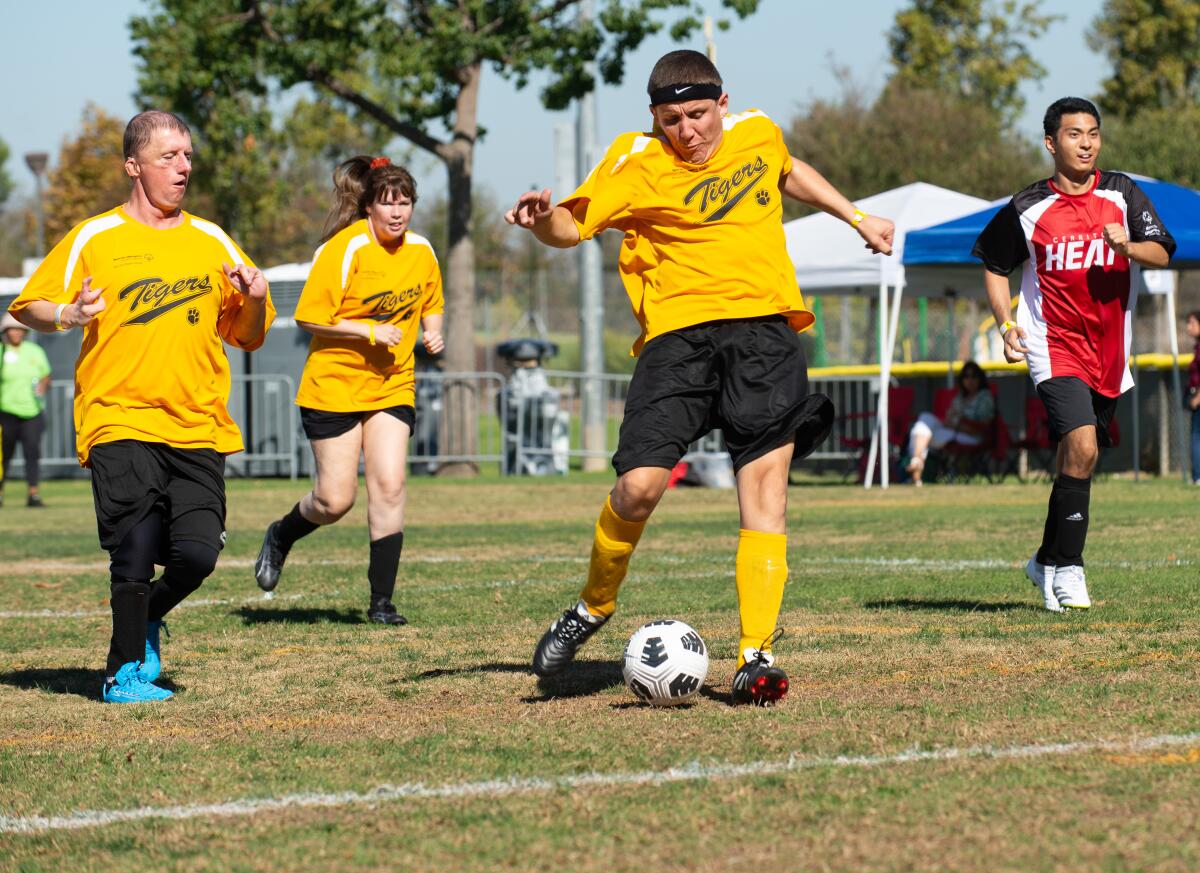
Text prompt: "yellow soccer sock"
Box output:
[[736, 529, 788, 668], [579, 496, 647, 618]]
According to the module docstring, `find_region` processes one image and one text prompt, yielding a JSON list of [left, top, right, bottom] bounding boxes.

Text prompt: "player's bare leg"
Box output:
[[255, 425, 361, 591], [360, 411, 410, 624]]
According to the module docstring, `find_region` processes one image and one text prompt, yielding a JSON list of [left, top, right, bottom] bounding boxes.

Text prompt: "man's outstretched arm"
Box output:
[[504, 188, 581, 248], [781, 160, 894, 256]]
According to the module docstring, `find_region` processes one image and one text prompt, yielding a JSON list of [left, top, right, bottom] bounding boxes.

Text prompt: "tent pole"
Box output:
[[865, 279, 889, 489], [1165, 277, 1188, 482], [882, 278, 905, 489]]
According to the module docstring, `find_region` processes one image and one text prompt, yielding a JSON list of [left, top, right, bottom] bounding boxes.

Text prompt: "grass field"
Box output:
[[2, 475, 1199, 872]]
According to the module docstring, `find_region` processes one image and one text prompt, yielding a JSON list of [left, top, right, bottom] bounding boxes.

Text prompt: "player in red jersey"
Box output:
[[973, 97, 1174, 611]]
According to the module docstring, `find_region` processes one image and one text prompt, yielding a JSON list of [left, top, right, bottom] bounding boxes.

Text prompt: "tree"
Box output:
[[42, 105, 131, 247], [130, 0, 762, 474], [0, 136, 13, 209], [785, 80, 1042, 220], [1088, 0, 1200, 118], [888, 0, 1057, 120], [1102, 105, 1200, 188]]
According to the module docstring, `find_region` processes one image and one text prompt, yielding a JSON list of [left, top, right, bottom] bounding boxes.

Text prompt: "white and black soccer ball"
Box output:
[[622, 620, 709, 706]]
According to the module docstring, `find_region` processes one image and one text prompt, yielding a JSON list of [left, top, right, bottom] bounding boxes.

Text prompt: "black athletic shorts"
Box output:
[[1036, 376, 1117, 447], [300, 405, 415, 441], [89, 440, 226, 554], [612, 316, 834, 475]]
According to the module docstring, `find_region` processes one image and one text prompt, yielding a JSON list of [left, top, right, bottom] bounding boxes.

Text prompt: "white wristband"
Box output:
[[54, 303, 68, 331]]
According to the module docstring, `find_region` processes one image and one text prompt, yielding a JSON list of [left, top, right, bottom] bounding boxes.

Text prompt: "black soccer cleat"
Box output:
[[254, 521, 286, 592], [532, 600, 608, 677], [731, 630, 789, 706], [367, 598, 408, 626]]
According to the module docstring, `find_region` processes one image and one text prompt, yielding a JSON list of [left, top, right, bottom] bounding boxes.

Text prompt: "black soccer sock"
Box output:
[[107, 578, 152, 677], [1036, 486, 1061, 567], [367, 532, 404, 603], [1049, 474, 1091, 567], [148, 540, 220, 621], [276, 502, 320, 552]]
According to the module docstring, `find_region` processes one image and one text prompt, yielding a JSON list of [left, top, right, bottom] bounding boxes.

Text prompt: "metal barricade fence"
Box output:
[[8, 375, 300, 480], [806, 373, 878, 462], [226, 374, 300, 479], [403, 371, 507, 474]]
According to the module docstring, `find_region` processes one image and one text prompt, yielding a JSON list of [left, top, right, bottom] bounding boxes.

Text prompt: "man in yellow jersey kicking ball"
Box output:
[[506, 50, 893, 705], [11, 111, 274, 703]]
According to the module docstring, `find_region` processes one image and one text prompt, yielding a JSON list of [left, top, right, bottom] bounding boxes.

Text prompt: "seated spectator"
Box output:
[[905, 361, 995, 486]]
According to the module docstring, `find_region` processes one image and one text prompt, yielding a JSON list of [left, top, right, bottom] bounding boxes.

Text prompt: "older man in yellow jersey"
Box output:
[[506, 50, 894, 704], [11, 111, 274, 703]]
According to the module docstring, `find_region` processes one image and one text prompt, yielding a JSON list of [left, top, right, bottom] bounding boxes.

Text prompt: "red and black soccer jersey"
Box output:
[[973, 171, 1175, 396]]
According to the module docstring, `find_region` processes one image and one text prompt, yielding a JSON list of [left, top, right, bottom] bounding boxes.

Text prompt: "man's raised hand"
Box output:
[[223, 263, 269, 301], [64, 277, 107, 328], [504, 189, 555, 229], [858, 215, 896, 256]]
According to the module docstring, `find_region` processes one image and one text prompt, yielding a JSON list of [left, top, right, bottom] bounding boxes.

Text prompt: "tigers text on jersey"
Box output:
[[560, 109, 813, 355], [293, 222, 443, 411], [10, 206, 275, 465], [973, 171, 1175, 396]]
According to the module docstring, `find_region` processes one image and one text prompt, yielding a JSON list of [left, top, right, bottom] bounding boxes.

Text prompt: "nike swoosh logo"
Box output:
[[674, 86, 692, 95]]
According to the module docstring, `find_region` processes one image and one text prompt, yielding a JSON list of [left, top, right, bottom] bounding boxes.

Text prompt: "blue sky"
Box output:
[[1, 0, 1103, 211]]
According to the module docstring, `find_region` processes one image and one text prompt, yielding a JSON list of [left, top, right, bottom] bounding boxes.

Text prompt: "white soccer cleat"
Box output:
[[1052, 565, 1091, 609], [1025, 554, 1064, 612]]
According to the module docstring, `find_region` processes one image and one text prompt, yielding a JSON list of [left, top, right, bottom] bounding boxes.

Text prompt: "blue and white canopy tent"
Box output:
[[903, 175, 1200, 480], [784, 182, 991, 487]]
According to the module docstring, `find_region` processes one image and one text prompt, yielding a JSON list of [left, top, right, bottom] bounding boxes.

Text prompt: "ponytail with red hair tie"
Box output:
[[369, 156, 391, 169]]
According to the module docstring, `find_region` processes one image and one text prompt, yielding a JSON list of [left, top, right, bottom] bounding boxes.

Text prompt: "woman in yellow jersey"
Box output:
[[255, 157, 444, 625]]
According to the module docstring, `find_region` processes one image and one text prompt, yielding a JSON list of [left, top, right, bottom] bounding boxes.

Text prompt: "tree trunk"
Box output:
[[438, 62, 481, 476]]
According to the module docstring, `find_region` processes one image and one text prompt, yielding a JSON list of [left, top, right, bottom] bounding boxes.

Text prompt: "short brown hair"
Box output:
[[646, 50, 722, 96], [123, 111, 191, 159]]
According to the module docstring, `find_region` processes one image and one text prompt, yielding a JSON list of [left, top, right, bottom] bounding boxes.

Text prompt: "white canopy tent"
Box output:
[[784, 182, 991, 487]]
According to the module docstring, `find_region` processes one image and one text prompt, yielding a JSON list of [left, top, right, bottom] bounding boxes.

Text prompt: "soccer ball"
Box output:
[[622, 620, 709, 706]]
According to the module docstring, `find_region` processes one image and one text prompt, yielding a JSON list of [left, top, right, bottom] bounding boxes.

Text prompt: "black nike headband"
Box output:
[[649, 82, 723, 106]]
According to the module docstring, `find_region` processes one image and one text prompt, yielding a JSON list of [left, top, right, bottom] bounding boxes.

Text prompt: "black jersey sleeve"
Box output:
[[971, 201, 1028, 276], [1126, 180, 1177, 259]]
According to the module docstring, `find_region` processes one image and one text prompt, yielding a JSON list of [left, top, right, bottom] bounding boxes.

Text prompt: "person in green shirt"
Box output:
[[0, 311, 52, 507]]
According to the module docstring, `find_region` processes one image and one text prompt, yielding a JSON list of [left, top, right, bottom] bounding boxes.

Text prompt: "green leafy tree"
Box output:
[[130, 0, 761, 474], [0, 136, 14, 209], [1102, 105, 1200, 188], [785, 80, 1042, 220], [888, 0, 1058, 120], [42, 105, 131, 247], [1088, 0, 1200, 118]]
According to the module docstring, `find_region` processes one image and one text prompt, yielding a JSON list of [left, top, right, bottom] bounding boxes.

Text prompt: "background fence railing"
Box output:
[[6, 365, 1195, 481]]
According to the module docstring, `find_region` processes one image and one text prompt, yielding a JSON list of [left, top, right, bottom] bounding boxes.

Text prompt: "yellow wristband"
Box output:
[[368, 323, 375, 345], [851, 209, 867, 228], [1000, 320, 1018, 335]]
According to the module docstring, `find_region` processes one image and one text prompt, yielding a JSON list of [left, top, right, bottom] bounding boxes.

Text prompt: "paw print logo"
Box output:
[[187, 307, 200, 325], [755, 188, 770, 206]]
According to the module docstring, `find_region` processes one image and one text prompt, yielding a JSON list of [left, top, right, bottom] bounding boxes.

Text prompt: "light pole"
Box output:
[[24, 152, 49, 258]]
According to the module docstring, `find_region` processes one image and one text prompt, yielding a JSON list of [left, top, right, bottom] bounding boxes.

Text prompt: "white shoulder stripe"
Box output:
[[191, 217, 243, 264], [341, 233, 371, 288], [63, 214, 124, 291], [610, 135, 656, 175], [723, 110, 768, 130], [404, 231, 438, 262], [311, 241, 328, 263]]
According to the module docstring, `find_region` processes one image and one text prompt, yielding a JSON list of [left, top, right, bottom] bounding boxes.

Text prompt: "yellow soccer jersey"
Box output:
[[293, 222, 444, 411], [10, 206, 275, 465], [561, 109, 813, 354]]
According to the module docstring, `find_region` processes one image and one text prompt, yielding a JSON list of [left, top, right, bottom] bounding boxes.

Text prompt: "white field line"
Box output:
[[0, 571, 733, 620], [3, 730, 1197, 835], [14, 554, 1192, 575]]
